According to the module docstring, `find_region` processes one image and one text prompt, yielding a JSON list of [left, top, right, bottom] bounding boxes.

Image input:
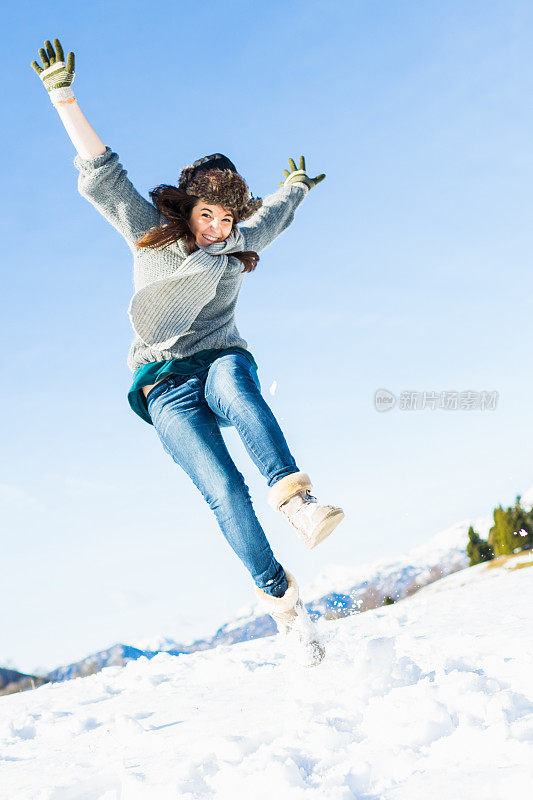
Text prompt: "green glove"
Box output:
[[30, 38, 76, 105], [279, 155, 325, 190]]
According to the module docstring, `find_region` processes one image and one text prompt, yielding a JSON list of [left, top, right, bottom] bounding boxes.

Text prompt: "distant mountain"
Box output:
[[0, 667, 48, 696], [4, 487, 531, 692], [519, 485, 533, 511], [47, 643, 185, 683], [1, 667, 32, 689]]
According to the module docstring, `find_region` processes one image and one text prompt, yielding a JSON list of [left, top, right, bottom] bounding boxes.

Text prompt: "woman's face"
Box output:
[[189, 200, 234, 247]]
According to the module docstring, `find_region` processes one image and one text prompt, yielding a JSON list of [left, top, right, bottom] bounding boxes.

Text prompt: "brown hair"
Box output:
[[136, 183, 260, 273]]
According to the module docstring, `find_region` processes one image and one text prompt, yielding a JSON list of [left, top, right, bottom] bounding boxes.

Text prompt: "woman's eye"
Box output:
[[201, 213, 232, 224]]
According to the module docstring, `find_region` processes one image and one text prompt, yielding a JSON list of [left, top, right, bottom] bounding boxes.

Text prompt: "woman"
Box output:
[[31, 38, 344, 666]]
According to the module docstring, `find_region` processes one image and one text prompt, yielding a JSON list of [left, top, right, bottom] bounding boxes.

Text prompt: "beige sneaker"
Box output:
[[268, 471, 344, 549], [255, 569, 325, 667]]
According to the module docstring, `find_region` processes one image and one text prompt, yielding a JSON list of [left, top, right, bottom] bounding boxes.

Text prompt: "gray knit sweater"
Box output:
[[74, 147, 309, 372]]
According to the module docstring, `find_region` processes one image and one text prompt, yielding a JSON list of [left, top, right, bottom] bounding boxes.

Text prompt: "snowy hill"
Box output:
[[15, 504, 510, 685], [7, 487, 532, 690], [41, 514, 481, 683], [2, 551, 532, 799]]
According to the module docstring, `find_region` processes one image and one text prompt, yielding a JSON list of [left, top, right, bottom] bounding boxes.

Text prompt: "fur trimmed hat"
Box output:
[[177, 153, 263, 223]]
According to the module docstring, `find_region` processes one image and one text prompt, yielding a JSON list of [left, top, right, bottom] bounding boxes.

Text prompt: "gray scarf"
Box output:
[[127, 226, 246, 353]]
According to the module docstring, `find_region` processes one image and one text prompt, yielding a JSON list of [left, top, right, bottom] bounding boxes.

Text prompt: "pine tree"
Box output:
[[489, 506, 513, 556], [513, 495, 533, 551], [467, 526, 494, 566], [488, 498, 533, 556]]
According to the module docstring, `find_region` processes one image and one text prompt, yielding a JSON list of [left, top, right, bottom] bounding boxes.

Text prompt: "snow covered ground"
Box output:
[[1, 553, 532, 799], [23, 510, 487, 686]]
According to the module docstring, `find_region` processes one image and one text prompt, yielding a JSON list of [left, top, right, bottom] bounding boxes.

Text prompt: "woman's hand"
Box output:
[[279, 155, 325, 190], [31, 38, 76, 105]]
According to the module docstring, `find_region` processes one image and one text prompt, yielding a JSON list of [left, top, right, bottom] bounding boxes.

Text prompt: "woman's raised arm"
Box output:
[[31, 38, 161, 247], [239, 156, 325, 254], [31, 38, 105, 160]]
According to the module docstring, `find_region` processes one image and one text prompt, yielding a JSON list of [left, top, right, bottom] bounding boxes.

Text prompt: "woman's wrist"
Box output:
[[50, 86, 76, 106]]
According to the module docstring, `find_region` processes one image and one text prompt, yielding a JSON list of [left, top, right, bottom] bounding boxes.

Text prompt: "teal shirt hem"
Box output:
[[127, 347, 258, 425]]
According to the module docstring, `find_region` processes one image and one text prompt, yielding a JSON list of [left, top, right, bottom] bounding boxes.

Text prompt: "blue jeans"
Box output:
[[146, 352, 300, 596]]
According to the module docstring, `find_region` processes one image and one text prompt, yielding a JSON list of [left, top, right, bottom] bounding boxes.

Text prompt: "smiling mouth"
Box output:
[[202, 234, 218, 242]]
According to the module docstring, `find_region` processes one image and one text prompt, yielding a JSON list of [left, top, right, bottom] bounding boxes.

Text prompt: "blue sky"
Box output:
[[3, 0, 533, 673]]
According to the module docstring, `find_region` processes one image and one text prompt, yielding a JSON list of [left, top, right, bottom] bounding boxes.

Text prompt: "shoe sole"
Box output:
[[300, 509, 345, 549], [307, 640, 326, 666]]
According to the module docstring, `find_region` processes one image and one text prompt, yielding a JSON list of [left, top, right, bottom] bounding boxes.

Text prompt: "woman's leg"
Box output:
[[146, 373, 288, 596], [204, 353, 300, 488]]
